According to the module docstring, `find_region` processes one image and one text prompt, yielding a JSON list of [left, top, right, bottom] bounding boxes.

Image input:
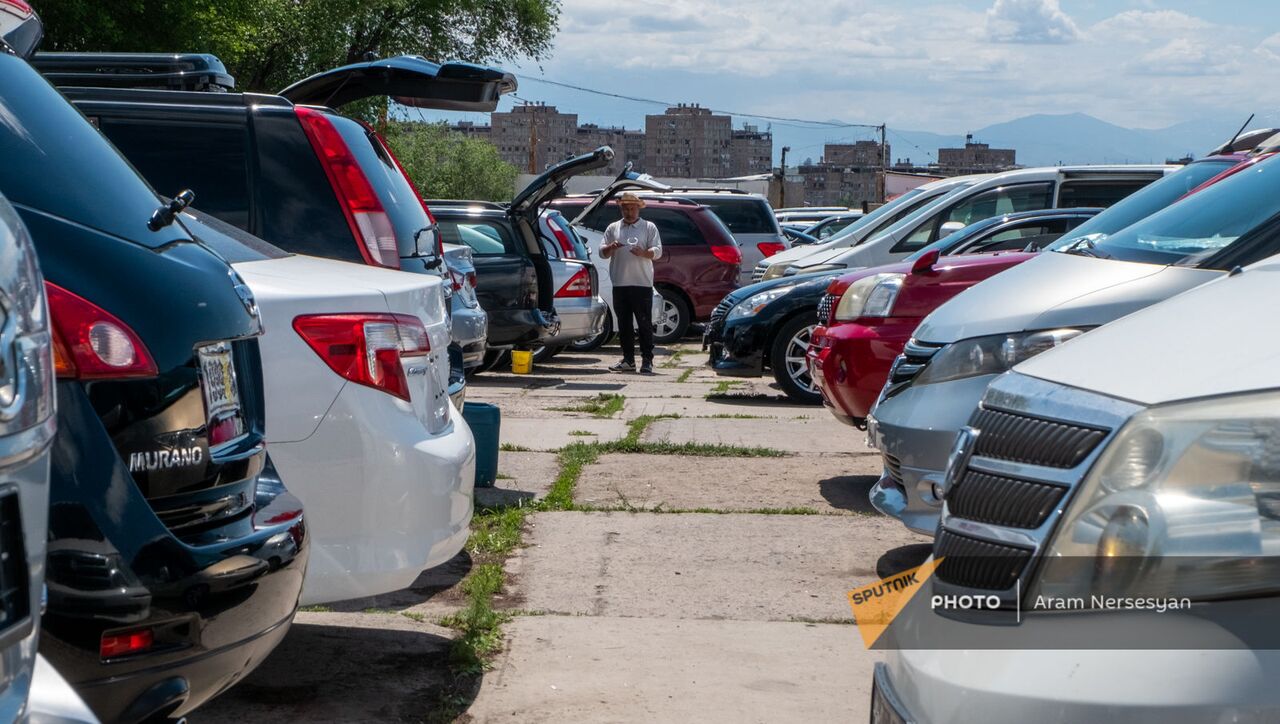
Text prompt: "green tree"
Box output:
[[37, 0, 559, 93], [383, 121, 518, 201]]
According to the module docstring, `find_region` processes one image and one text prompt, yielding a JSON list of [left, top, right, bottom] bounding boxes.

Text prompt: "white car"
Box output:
[[186, 212, 475, 605], [877, 251, 1280, 723]]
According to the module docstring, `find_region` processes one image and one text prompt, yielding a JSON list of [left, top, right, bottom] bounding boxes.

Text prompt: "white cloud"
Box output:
[[1128, 37, 1244, 77], [985, 0, 1080, 44]]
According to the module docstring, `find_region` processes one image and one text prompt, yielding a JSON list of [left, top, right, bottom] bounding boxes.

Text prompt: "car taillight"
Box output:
[[0, 0, 33, 15], [46, 283, 158, 380], [710, 243, 742, 266], [295, 107, 400, 269], [555, 267, 592, 298], [550, 224, 575, 256], [448, 268, 466, 292], [293, 313, 431, 402], [757, 242, 787, 258], [101, 628, 153, 660]]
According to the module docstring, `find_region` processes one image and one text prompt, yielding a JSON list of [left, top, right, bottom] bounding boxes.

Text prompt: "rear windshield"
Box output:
[[1048, 159, 1239, 251], [0, 55, 187, 248], [698, 197, 779, 235], [1065, 157, 1280, 267], [181, 209, 289, 263], [330, 115, 435, 257]]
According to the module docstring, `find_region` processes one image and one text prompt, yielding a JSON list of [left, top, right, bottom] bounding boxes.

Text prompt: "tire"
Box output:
[[532, 344, 563, 363], [568, 311, 613, 353], [652, 288, 691, 344], [470, 349, 509, 376], [770, 313, 822, 404]]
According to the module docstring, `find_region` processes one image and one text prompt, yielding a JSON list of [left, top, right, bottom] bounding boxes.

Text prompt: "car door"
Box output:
[[438, 216, 542, 346]]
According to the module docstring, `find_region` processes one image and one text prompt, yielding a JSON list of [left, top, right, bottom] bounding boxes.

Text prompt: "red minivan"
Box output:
[[550, 197, 741, 343]]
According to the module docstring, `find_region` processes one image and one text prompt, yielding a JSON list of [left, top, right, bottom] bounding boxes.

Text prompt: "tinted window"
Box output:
[[1057, 180, 1152, 208], [438, 219, 516, 255], [98, 116, 252, 229], [644, 209, 703, 246], [897, 182, 1053, 252], [699, 197, 778, 235], [0, 56, 186, 248], [1048, 160, 1238, 251], [967, 218, 1078, 253]]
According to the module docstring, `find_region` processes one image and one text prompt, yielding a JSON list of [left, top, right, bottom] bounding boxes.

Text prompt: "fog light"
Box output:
[[931, 482, 946, 502], [101, 628, 154, 659]]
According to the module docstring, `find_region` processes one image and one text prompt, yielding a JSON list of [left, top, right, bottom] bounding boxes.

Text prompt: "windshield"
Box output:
[[820, 187, 926, 244], [1047, 158, 1238, 252], [1062, 156, 1280, 267]]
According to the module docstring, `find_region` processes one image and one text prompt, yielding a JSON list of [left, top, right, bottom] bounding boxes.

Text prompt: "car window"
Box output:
[[644, 208, 703, 246], [966, 218, 1077, 253], [1056, 180, 1152, 208], [699, 197, 778, 235], [181, 209, 289, 263], [896, 182, 1054, 252], [438, 219, 516, 255]]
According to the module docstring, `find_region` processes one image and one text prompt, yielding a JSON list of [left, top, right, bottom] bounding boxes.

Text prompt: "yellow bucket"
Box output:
[[510, 350, 533, 374]]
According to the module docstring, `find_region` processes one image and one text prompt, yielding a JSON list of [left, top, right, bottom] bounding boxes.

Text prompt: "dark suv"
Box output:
[[31, 51, 530, 392], [551, 197, 741, 342], [2, 50, 306, 722]]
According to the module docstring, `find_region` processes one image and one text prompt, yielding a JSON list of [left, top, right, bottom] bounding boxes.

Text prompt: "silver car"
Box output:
[[443, 243, 488, 370], [534, 215, 606, 360]]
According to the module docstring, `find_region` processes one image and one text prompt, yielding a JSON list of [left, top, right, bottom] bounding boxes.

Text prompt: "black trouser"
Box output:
[[614, 285, 654, 365]]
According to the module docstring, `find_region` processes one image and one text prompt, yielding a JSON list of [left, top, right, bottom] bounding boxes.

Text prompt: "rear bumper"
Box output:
[[542, 297, 606, 345], [272, 385, 475, 606], [807, 320, 914, 425], [449, 302, 488, 369]]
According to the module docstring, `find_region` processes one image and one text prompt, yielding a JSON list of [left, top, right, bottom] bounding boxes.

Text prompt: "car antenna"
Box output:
[[1226, 113, 1256, 151]]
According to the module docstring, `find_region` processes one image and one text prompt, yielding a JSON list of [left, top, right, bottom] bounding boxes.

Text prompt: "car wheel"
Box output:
[[770, 314, 822, 404], [568, 311, 613, 353], [653, 288, 691, 344], [469, 350, 510, 376], [532, 344, 563, 363]]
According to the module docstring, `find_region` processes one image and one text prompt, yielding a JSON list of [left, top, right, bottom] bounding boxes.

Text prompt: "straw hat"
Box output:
[[618, 191, 646, 208]]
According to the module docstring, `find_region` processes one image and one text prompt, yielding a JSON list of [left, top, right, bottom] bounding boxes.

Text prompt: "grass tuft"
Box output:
[[499, 443, 532, 452], [676, 368, 695, 383], [549, 393, 626, 418]]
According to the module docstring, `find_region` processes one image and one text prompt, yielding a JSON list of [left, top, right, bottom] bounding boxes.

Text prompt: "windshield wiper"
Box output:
[[1062, 236, 1109, 259]]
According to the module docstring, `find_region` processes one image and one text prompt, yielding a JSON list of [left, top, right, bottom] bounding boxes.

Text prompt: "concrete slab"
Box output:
[[322, 550, 473, 619], [624, 396, 821, 419], [193, 612, 460, 723], [643, 417, 875, 455], [501, 417, 629, 452], [576, 453, 881, 514], [469, 616, 878, 723], [476, 451, 560, 508], [509, 511, 926, 622]]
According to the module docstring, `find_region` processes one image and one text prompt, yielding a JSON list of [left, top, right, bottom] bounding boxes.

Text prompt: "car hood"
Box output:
[[279, 55, 515, 110], [826, 251, 1035, 296], [787, 243, 864, 270], [1016, 257, 1280, 405], [726, 269, 844, 304], [913, 251, 1221, 344]]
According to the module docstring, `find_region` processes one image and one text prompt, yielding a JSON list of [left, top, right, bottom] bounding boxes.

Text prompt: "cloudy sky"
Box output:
[[437, 0, 1280, 140]]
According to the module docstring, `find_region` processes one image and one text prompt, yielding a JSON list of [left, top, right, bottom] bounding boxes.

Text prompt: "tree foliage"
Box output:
[[37, 0, 560, 92], [383, 121, 518, 201]]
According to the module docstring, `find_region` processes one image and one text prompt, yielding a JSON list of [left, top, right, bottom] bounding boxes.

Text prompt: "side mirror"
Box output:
[[938, 221, 965, 239], [911, 249, 941, 274]]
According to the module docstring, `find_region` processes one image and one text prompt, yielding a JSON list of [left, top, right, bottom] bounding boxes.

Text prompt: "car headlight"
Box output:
[[913, 328, 1089, 386], [1031, 390, 1280, 604], [834, 273, 904, 321], [727, 286, 797, 320]]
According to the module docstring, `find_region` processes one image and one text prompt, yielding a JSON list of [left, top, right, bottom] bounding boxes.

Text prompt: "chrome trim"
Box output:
[[965, 456, 1080, 487]]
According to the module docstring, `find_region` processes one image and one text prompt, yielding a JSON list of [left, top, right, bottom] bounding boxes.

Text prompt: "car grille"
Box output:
[[935, 529, 1033, 591], [751, 262, 769, 282], [970, 407, 1107, 468], [0, 493, 27, 632], [817, 293, 835, 325], [945, 469, 1065, 529], [709, 296, 735, 326], [883, 452, 904, 487], [880, 339, 944, 401]]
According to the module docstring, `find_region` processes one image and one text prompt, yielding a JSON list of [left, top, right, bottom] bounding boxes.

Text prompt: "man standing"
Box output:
[[599, 192, 663, 374]]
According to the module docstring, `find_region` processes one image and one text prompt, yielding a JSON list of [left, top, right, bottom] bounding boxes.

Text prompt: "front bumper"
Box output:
[[880, 647, 1280, 724], [449, 301, 488, 370], [272, 385, 475, 606], [542, 296, 606, 346], [868, 373, 997, 536], [703, 315, 766, 378], [808, 319, 915, 426]]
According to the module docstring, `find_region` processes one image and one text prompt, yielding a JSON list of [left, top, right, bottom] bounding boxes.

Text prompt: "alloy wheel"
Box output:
[[785, 324, 818, 394]]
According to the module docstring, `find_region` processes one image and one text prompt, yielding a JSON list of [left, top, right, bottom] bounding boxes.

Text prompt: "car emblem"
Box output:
[[940, 426, 979, 498]]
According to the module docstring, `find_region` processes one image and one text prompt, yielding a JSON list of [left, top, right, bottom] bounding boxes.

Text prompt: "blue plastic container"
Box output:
[[462, 402, 501, 488]]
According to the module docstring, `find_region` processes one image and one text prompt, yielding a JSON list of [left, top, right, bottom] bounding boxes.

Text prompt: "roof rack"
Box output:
[[426, 199, 507, 210], [30, 52, 236, 92], [656, 187, 750, 195]]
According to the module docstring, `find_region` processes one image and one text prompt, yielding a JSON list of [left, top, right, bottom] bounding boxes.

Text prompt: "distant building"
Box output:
[[575, 124, 644, 175], [645, 104, 733, 179], [490, 103, 578, 172], [824, 140, 887, 167], [730, 124, 773, 176], [793, 140, 890, 207], [937, 134, 1016, 174]]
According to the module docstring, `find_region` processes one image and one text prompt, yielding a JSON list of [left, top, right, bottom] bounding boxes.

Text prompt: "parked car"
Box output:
[[640, 188, 781, 287], [531, 216, 606, 361], [34, 51, 520, 403], [704, 271, 845, 402], [782, 227, 821, 246], [2, 53, 307, 722], [0, 0, 41, 56], [803, 212, 864, 240], [808, 207, 1101, 424], [775, 207, 852, 228], [868, 151, 1280, 536], [780, 165, 1170, 279], [552, 195, 741, 343], [443, 243, 488, 371], [539, 209, 592, 261], [755, 176, 989, 282], [181, 210, 475, 605], [877, 251, 1280, 723]]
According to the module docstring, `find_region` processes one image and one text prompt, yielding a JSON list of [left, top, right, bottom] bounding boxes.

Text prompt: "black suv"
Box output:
[[31, 52, 539, 398], [2, 49, 307, 722]]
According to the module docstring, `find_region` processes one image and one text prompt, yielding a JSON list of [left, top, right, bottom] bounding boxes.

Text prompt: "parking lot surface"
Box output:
[[194, 340, 929, 722]]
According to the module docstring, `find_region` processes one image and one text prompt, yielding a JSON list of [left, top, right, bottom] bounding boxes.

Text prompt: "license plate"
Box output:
[[199, 342, 244, 445], [866, 414, 880, 451]]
